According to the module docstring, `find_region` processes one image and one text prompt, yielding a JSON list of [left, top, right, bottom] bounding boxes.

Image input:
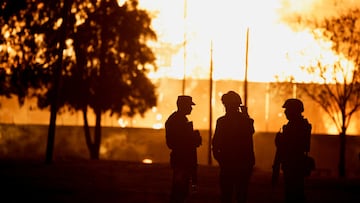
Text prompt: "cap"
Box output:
[[221, 91, 242, 107], [177, 95, 195, 106], [282, 98, 304, 112]]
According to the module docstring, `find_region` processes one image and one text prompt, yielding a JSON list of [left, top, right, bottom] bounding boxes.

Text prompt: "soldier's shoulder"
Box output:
[[303, 118, 312, 126], [239, 112, 253, 122], [216, 115, 226, 122], [165, 112, 178, 123]]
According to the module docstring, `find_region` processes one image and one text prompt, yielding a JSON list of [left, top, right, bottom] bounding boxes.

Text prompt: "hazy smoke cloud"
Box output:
[[279, 0, 360, 23]]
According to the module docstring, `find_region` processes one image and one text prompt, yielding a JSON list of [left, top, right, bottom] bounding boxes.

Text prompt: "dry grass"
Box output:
[[0, 159, 359, 203]]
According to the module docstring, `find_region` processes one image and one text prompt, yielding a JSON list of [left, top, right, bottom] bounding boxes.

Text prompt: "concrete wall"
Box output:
[[1, 124, 359, 177]]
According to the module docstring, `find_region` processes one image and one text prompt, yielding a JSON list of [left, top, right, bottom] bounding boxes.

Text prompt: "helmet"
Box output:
[[282, 98, 304, 113], [221, 91, 242, 107]]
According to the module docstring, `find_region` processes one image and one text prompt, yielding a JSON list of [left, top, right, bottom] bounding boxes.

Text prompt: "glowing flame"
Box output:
[[118, 118, 128, 128], [139, 0, 356, 83], [142, 158, 153, 164]]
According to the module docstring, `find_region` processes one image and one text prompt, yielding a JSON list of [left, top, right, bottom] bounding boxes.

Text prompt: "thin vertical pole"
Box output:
[[182, 0, 187, 95], [292, 83, 297, 98], [208, 40, 213, 165], [265, 82, 270, 131], [244, 27, 249, 107]]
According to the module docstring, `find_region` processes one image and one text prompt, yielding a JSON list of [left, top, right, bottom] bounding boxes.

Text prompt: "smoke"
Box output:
[[278, 0, 360, 24]]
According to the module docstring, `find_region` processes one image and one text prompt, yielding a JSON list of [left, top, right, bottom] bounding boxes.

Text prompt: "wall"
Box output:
[[2, 79, 360, 135], [1, 124, 359, 177]]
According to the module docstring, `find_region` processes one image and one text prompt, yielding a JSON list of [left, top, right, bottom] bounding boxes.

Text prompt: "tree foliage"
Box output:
[[1, 0, 158, 160]]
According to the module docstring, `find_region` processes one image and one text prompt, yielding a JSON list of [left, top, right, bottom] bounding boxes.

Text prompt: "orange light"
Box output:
[[142, 158, 153, 164], [141, 0, 352, 83]]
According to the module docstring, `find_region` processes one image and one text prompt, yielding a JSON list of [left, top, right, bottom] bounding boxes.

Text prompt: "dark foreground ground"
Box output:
[[0, 159, 359, 203]]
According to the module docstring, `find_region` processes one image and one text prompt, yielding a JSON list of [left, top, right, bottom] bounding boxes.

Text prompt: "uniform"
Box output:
[[165, 95, 201, 203], [273, 98, 312, 203], [212, 91, 255, 203]]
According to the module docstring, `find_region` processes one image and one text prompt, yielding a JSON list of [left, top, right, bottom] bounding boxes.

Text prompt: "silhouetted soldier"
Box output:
[[165, 95, 202, 203], [272, 98, 312, 203], [212, 91, 255, 203]]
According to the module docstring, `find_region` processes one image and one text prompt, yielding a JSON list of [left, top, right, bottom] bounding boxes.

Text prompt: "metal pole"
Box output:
[[208, 40, 213, 165], [292, 83, 297, 98], [244, 27, 249, 106], [182, 0, 187, 95]]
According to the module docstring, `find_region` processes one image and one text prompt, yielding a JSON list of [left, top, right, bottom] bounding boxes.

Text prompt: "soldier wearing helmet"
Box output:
[[272, 98, 312, 203], [221, 90, 242, 107], [212, 91, 255, 203], [283, 98, 304, 113]]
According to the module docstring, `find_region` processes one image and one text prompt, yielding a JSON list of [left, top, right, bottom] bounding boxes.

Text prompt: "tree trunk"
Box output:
[[45, 0, 71, 164], [92, 108, 102, 160], [82, 107, 98, 159], [338, 129, 346, 178], [45, 101, 58, 164]]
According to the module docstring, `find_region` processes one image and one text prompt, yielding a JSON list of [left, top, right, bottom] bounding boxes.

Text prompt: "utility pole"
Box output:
[[208, 40, 213, 165], [182, 0, 187, 95], [244, 27, 249, 106]]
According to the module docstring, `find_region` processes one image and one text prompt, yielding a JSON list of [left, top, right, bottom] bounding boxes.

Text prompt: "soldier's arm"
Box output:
[[305, 122, 312, 153], [212, 120, 222, 161]]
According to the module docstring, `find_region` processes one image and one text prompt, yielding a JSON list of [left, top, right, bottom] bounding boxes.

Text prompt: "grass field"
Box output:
[[0, 159, 359, 203]]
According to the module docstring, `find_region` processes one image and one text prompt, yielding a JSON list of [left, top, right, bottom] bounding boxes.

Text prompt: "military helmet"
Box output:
[[282, 98, 304, 113], [221, 91, 242, 107]]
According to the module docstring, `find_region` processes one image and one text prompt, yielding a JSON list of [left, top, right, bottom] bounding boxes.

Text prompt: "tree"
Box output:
[[1, 0, 77, 164], [0, 0, 51, 105], [1, 0, 157, 161], [282, 8, 360, 178], [58, 0, 157, 159]]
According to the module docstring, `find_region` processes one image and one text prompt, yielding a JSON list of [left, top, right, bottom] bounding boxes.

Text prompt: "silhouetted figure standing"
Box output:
[[165, 95, 202, 203], [272, 98, 312, 203], [212, 91, 255, 203]]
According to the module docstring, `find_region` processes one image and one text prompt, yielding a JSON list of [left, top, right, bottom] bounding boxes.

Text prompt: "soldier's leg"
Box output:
[[170, 167, 191, 203], [234, 169, 252, 203], [283, 169, 305, 203], [220, 169, 233, 203]]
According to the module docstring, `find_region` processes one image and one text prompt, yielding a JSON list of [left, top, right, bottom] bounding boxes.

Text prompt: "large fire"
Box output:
[[1, 0, 360, 135], [139, 0, 357, 83]]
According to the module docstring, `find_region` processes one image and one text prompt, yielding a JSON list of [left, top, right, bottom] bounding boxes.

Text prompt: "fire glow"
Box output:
[[1, 0, 360, 135], [139, 0, 356, 83]]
